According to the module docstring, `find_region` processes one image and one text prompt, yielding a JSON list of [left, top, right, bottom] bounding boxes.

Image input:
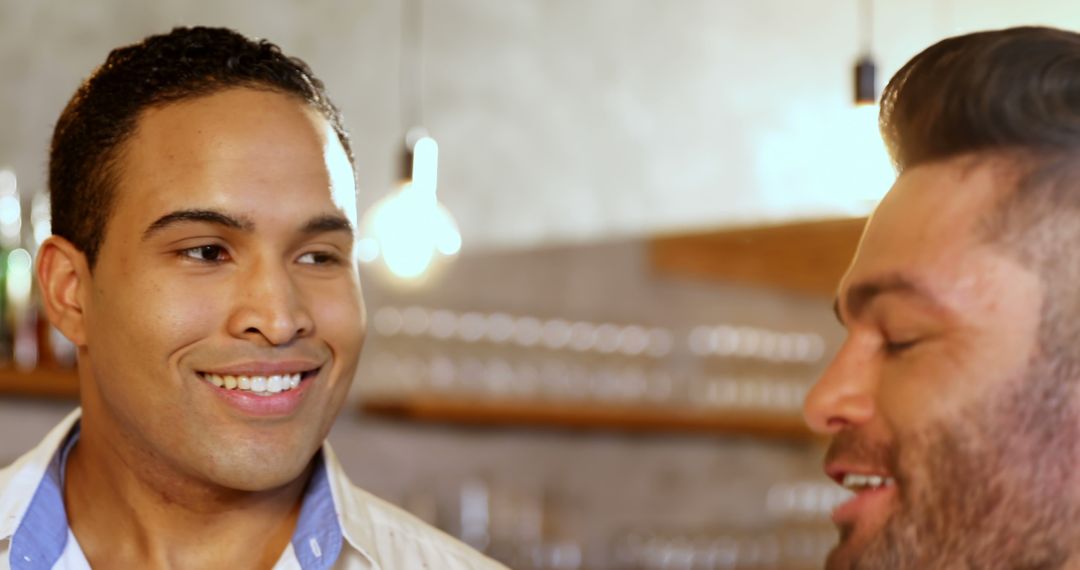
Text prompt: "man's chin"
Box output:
[[195, 435, 321, 493], [825, 544, 858, 570], [203, 455, 315, 493], [824, 522, 885, 570]]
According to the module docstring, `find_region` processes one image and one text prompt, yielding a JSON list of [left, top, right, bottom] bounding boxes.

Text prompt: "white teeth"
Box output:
[[204, 372, 306, 394], [842, 473, 896, 490]]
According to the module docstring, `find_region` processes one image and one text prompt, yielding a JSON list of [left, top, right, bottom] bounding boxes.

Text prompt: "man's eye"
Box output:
[[297, 251, 342, 265], [884, 338, 919, 355], [180, 245, 230, 263]]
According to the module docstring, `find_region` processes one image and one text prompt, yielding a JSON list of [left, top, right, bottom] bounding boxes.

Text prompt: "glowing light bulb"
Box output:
[[30, 192, 51, 251], [358, 134, 462, 286], [0, 169, 20, 249], [6, 248, 31, 309]]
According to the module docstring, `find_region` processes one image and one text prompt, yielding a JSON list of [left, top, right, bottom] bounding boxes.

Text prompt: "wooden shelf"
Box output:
[[648, 217, 866, 296], [0, 367, 79, 399], [360, 396, 815, 440]]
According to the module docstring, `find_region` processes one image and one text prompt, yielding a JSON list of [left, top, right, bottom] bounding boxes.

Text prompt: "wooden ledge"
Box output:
[[361, 396, 814, 440], [648, 217, 867, 296], [0, 367, 79, 399]]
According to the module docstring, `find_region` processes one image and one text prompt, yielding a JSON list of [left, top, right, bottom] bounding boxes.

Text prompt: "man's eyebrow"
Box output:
[[833, 274, 936, 325], [300, 214, 355, 236], [142, 209, 254, 241]]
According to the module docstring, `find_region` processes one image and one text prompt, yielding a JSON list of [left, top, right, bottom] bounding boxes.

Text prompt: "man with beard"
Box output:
[[0, 27, 505, 569], [803, 26, 1080, 570]]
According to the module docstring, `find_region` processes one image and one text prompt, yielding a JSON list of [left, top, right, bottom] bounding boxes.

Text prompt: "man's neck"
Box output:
[[63, 419, 311, 570]]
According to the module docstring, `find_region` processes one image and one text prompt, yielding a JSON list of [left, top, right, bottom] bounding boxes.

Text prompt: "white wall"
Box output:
[[2, 0, 1080, 251]]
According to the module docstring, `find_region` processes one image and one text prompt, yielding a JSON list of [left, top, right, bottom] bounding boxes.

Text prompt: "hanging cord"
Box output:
[[398, 0, 428, 178], [853, 0, 877, 104], [399, 0, 425, 130], [858, 0, 874, 57]]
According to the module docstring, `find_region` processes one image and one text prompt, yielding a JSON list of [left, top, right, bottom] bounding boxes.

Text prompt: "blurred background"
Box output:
[[2, 1, 1078, 568]]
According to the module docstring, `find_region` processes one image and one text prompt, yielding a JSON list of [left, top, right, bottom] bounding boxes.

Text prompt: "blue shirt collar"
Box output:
[[7, 422, 75, 569], [292, 452, 344, 569], [10, 421, 343, 570]]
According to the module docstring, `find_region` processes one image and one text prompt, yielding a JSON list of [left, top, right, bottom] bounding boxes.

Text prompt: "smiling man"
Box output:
[[804, 27, 1080, 570], [0, 27, 505, 570]]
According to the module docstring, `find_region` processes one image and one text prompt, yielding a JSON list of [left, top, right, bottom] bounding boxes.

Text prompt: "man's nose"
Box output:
[[803, 335, 878, 434], [226, 259, 314, 346]]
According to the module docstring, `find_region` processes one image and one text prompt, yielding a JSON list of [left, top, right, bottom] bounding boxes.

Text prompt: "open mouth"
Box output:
[[827, 468, 898, 524], [198, 368, 320, 396], [836, 472, 896, 492]]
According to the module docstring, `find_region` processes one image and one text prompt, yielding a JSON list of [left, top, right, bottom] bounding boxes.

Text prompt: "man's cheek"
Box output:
[[878, 364, 953, 427], [141, 283, 227, 346], [96, 253, 226, 346], [312, 286, 364, 341]]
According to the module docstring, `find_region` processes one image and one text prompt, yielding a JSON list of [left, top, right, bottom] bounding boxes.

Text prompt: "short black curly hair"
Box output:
[[48, 26, 354, 268]]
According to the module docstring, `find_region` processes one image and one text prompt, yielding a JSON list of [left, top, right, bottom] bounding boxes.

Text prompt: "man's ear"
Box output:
[[36, 235, 91, 347]]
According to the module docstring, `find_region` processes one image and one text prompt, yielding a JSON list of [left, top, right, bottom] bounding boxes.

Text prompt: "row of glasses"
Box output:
[[372, 306, 829, 366], [688, 325, 827, 364], [611, 526, 835, 570], [372, 306, 675, 359], [364, 348, 822, 418], [766, 481, 852, 521]]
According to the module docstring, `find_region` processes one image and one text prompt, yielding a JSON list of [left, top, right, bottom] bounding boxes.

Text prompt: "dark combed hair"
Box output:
[[880, 26, 1080, 172], [881, 26, 1080, 369], [49, 26, 353, 268]]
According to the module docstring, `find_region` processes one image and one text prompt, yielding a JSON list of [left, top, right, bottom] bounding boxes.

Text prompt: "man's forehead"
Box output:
[[837, 158, 1018, 314], [111, 87, 357, 228], [857, 159, 1009, 265], [126, 88, 328, 167]]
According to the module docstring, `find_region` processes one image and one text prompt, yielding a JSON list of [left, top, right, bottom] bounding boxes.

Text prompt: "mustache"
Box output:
[[824, 429, 896, 472]]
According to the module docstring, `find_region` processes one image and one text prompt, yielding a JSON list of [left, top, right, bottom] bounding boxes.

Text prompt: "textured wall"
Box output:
[[4, 0, 1080, 252]]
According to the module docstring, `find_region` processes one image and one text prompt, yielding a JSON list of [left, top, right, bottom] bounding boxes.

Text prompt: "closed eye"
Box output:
[[884, 338, 919, 355]]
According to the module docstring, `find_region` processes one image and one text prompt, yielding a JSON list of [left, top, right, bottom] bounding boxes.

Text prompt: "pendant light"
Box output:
[[357, 0, 461, 286], [853, 0, 877, 106], [842, 0, 894, 205]]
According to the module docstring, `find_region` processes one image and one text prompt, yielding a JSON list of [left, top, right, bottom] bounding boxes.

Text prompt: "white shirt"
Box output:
[[0, 409, 507, 570]]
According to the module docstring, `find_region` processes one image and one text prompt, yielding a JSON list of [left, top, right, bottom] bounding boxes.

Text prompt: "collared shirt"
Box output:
[[0, 410, 507, 570]]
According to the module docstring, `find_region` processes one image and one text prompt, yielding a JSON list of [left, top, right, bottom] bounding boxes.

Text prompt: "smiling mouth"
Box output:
[[197, 368, 320, 396], [837, 472, 897, 492], [828, 467, 899, 526]]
